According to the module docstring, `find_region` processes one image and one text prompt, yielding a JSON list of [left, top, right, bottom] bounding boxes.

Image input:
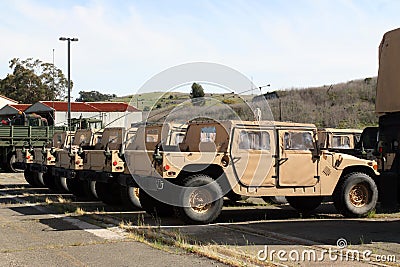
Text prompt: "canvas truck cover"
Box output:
[[376, 28, 400, 114]]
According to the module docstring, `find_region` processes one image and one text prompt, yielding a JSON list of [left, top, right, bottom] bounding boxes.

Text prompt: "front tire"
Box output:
[[174, 174, 223, 224], [333, 172, 378, 217]]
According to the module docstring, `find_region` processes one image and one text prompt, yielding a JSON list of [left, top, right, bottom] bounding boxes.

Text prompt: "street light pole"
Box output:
[[59, 37, 78, 152]]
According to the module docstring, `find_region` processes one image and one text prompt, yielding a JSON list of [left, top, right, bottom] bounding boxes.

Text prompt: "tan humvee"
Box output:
[[82, 127, 127, 173], [28, 131, 75, 192], [77, 127, 137, 205], [318, 128, 362, 150], [131, 120, 379, 224], [51, 129, 102, 198], [119, 123, 187, 210], [54, 129, 102, 175], [15, 146, 39, 186]]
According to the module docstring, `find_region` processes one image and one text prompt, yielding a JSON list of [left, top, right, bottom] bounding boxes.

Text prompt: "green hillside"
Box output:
[[267, 77, 377, 128], [115, 77, 377, 128]]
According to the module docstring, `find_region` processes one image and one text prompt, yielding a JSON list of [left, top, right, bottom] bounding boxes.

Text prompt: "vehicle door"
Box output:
[[278, 130, 319, 187], [231, 127, 276, 187]]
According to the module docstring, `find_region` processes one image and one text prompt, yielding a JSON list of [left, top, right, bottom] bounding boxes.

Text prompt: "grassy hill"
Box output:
[[270, 77, 376, 128], [115, 77, 377, 128]]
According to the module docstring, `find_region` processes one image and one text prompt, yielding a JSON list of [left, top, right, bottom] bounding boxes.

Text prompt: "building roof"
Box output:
[[23, 101, 140, 114], [88, 102, 139, 112], [41, 101, 101, 112], [0, 104, 30, 116], [0, 95, 18, 103], [25, 101, 100, 113], [10, 104, 30, 111]]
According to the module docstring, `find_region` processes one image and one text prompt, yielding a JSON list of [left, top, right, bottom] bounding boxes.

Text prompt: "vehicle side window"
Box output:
[[146, 129, 158, 142], [174, 133, 185, 145], [239, 131, 270, 150], [332, 135, 350, 149], [200, 126, 216, 142], [284, 132, 314, 150]]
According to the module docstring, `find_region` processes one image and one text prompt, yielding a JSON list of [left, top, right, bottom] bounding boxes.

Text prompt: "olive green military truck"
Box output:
[[129, 119, 379, 224], [3, 113, 66, 172]]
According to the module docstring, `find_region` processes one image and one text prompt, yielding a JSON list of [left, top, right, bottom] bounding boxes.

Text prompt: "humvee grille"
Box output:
[[323, 166, 331, 176]]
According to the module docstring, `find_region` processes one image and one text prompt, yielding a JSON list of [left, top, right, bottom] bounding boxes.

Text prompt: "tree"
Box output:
[[0, 58, 69, 103], [75, 90, 117, 102], [190, 82, 205, 106], [190, 82, 205, 98]]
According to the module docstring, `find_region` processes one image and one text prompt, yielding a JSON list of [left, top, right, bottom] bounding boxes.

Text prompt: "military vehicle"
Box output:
[[318, 127, 378, 161], [375, 28, 400, 206], [129, 119, 379, 224], [52, 128, 103, 198], [78, 127, 134, 205], [354, 126, 379, 160], [1, 113, 65, 172], [119, 123, 186, 210], [30, 131, 75, 192], [14, 145, 45, 186], [13, 117, 103, 188], [266, 128, 367, 205], [318, 128, 362, 152]]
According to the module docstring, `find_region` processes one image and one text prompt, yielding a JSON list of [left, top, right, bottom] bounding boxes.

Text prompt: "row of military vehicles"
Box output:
[[6, 27, 400, 224], [13, 119, 379, 224]]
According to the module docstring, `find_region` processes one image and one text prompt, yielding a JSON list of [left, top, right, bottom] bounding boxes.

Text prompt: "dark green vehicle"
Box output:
[[1, 113, 66, 172]]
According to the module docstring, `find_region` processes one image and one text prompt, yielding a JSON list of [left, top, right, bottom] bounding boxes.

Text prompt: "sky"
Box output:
[[0, 0, 399, 100]]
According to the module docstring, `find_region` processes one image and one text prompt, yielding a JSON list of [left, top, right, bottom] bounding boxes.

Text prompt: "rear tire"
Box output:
[[139, 189, 174, 217], [95, 181, 122, 205], [120, 186, 142, 210], [54, 176, 70, 193], [287, 196, 322, 215], [24, 169, 40, 187], [66, 178, 93, 198], [8, 154, 23, 173], [36, 172, 46, 187], [333, 172, 378, 217], [174, 174, 223, 224], [43, 172, 62, 192]]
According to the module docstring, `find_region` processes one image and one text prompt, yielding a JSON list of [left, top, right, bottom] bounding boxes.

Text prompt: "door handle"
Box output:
[[277, 157, 288, 166]]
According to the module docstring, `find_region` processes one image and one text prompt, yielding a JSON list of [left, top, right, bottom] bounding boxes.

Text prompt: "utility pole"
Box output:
[[59, 37, 78, 151]]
